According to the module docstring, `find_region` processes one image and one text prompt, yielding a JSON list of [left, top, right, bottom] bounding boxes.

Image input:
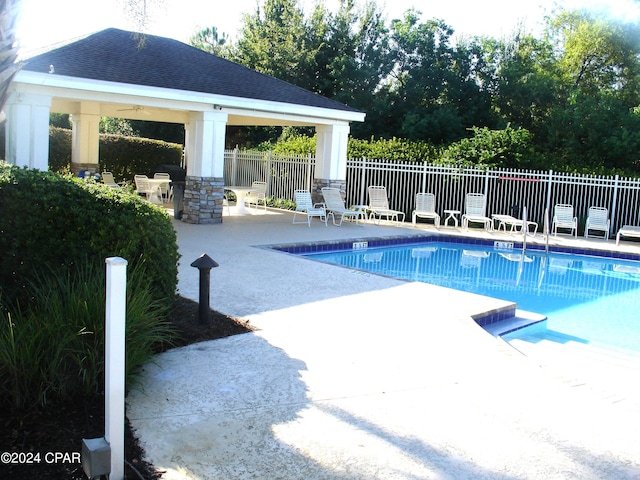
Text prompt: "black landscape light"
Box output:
[[190, 253, 219, 325]]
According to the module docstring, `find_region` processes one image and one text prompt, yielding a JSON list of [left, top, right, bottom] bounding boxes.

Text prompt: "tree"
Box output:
[[310, 0, 393, 137], [121, 0, 167, 35], [483, 30, 560, 140], [383, 10, 493, 144], [189, 26, 230, 57], [231, 0, 317, 87], [549, 10, 640, 98], [541, 9, 640, 171]]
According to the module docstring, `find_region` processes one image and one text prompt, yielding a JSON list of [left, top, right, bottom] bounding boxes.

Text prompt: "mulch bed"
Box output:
[[0, 296, 255, 479]]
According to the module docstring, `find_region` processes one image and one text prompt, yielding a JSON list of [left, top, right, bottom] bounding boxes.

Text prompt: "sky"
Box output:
[[15, 0, 640, 57]]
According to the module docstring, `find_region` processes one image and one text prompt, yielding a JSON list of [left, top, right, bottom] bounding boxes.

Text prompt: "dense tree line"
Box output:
[[190, 0, 640, 174]]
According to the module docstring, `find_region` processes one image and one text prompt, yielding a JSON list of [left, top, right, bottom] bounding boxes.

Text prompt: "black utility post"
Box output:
[[190, 254, 219, 325]]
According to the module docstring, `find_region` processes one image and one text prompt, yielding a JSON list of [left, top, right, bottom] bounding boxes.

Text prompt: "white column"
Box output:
[[105, 257, 127, 480], [184, 110, 228, 177], [70, 102, 101, 170], [4, 92, 52, 170], [315, 124, 350, 181]]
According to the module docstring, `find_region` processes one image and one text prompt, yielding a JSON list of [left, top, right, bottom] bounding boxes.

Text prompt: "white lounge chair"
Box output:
[[292, 190, 327, 227], [491, 214, 538, 236], [101, 171, 120, 188], [412, 193, 440, 227], [552, 204, 577, 237], [367, 185, 405, 224], [584, 206, 610, 239], [616, 225, 640, 245], [245, 181, 267, 211], [462, 193, 492, 231], [321, 187, 363, 225]]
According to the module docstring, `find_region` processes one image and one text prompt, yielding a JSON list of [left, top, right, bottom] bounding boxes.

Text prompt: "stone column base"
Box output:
[[311, 179, 346, 204], [181, 176, 224, 224]]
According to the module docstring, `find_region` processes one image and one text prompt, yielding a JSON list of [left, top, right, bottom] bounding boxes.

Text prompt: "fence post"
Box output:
[[307, 153, 312, 191], [421, 161, 427, 193], [545, 169, 553, 218], [266, 151, 272, 194], [610, 174, 619, 236], [105, 257, 127, 480], [483, 168, 490, 197], [231, 148, 238, 185], [359, 157, 367, 205]]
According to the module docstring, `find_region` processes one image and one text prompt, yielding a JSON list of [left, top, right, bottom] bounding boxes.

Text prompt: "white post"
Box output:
[[105, 257, 127, 480]]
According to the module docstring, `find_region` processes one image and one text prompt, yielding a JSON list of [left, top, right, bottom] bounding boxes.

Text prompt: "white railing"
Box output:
[[225, 149, 315, 201], [224, 149, 640, 236]]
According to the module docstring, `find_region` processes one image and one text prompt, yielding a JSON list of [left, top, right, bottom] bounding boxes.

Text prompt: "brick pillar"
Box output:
[[181, 176, 225, 224], [311, 179, 347, 204]]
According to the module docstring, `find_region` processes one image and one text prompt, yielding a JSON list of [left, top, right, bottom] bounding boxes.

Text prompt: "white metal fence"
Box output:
[[224, 149, 640, 236]]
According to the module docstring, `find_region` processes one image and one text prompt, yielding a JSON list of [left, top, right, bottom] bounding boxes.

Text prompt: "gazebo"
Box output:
[[5, 28, 365, 223]]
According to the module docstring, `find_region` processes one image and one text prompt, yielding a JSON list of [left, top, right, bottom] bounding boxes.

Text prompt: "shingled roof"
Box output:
[[22, 28, 360, 114]]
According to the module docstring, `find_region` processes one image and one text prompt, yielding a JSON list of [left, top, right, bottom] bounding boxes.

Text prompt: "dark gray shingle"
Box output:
[[22, 28, 360, 113]]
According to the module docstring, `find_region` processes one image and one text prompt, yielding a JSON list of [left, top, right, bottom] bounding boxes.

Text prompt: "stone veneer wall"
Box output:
[[182, 176, 225, 224], [310, 179, 346, 204]]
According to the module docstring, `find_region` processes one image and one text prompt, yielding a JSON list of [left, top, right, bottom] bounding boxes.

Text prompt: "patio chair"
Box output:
[[412, 193, 440, 227], [616, 225, 640, 245], [491, 214, 538, 236], [245, 181, 267, 211], [292, 190, 327, 227], [461, 193, 492, 231], [101, 171, 119, 188], [552, 204, 577, 237], [321, 187, 363, 226], [367, 185, 405, 224], [134, 174, 157, 201], [584, 206, 610, 239], [154, 172, 173, 203]]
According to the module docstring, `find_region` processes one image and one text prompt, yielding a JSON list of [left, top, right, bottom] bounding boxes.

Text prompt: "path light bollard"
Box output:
[[190, 253, 219, 325]]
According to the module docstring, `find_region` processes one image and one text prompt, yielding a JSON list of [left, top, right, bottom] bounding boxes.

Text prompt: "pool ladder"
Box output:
[[521, 206, 551, 255], [522, 206, 528, 254]]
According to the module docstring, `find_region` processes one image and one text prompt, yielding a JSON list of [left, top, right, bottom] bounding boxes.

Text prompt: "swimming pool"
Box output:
[[290, 237, 640, 354]]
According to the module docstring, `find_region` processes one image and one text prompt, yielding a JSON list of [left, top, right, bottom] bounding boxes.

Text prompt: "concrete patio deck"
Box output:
[[126, 207, 640, 479]]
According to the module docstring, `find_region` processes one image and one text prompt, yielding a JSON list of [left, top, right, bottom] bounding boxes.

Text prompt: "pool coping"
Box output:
[[264, 233, 640, 335], [265, 232, 640, 261]]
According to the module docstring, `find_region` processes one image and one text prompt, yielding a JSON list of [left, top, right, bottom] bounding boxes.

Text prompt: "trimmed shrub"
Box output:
[[0, 162, 179, 309], [347, 137, 441, 162], [441, 125, 538, 168], [47, 127, 183, 180], [0, 162, 179, 409], [258, 132, 443, 162]]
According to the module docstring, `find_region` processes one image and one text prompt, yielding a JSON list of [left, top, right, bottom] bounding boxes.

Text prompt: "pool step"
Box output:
[[510, 334, 640, 370], [482, 309, 546, 336], [507, 334, 640, 405]]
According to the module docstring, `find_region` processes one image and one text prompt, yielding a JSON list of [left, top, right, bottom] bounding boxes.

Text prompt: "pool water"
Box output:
[[305, 242, 640, 353]]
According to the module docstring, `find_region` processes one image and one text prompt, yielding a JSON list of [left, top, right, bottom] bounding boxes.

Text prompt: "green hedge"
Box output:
[[0, 162, 179, 309], [48, 127, 183, 181], [263, 132, 442, 162]]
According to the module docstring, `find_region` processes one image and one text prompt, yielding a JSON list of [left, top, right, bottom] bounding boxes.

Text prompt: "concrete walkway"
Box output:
[[127, 208, 640, 479]]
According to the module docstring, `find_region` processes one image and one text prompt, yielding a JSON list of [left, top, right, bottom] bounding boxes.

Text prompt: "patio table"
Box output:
[[225, 186, 259, 215]]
